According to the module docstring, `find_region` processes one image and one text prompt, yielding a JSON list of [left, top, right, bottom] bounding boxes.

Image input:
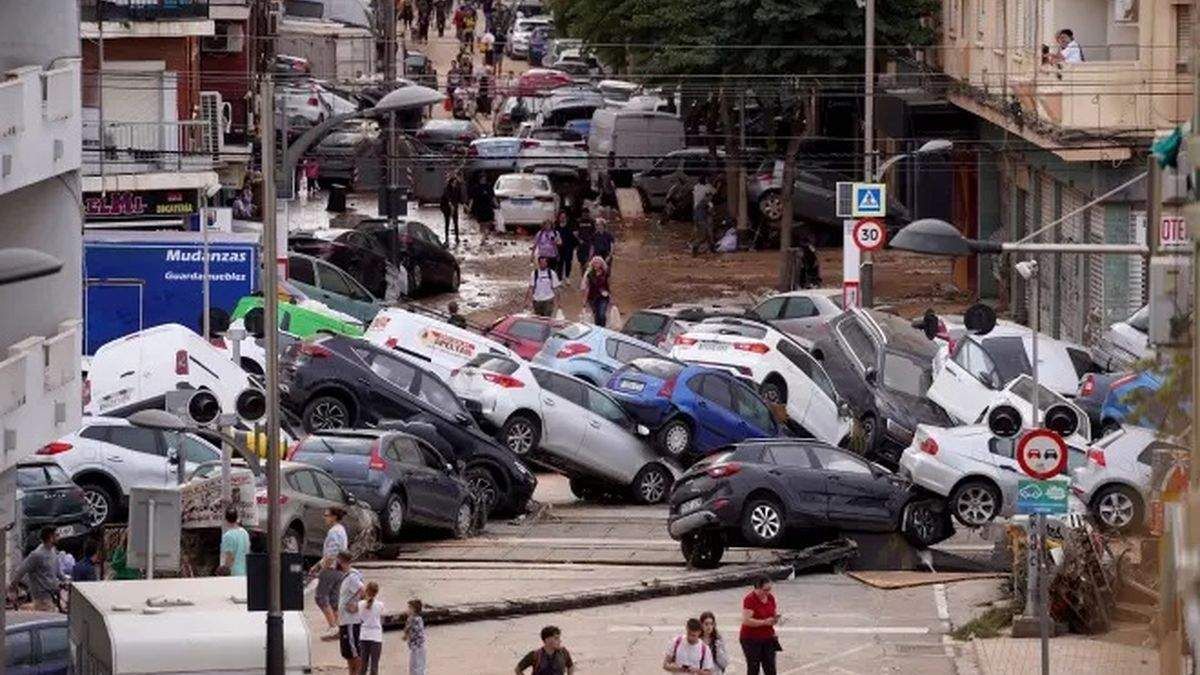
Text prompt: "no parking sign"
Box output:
[[1016, 428, 1068, 480]]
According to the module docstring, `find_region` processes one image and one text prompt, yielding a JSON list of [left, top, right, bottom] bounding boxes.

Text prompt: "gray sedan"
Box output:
[[415, 118, 482, 153]]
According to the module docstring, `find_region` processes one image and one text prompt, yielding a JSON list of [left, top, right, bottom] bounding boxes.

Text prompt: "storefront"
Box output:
[[83, 187, 201, 227]]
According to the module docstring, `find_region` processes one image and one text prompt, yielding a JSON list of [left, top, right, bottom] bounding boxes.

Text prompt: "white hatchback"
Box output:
[[364, 307, 517, 382], [494, 173, 559, 229], [670, 317, 851, 445], [1072, 425, 1185, 532]]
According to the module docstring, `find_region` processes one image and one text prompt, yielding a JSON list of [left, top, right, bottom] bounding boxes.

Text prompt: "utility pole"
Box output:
[[382, 0, 402, 229], [860, 0, 877, 306]]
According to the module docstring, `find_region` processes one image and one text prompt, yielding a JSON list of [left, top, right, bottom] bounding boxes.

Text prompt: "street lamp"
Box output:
[[873, 139, 953, 181], [890, 217, 1150, 256]]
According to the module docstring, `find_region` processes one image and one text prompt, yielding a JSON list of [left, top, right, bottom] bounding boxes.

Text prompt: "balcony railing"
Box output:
[[81, 0, 210, 22], [83, 118, 215, 173]]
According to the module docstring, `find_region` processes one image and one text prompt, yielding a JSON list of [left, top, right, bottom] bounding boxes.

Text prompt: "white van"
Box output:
[[85, 323, 257, 419], [588, 109, 685, 188], [364, 307, 517, 381]]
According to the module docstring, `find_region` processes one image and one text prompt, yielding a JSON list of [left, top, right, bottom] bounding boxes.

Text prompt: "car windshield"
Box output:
[[627, 357, 685, 380], [555, 323, 592, 340], [1007, 375, 1070, 412], [881, 350, 932, 397], [531, 127, 583, 142], [496, 175, 549, 193], [466, 353, 519, 375], [16, 466, 53, 488], [295, 435, 374, 456], [625, 311, 669, 333], [979, 336, 1032, 386]]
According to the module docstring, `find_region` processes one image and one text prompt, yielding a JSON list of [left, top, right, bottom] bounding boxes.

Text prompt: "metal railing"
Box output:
[[81, 0, 210, 22], [85, 119, 214, 172]]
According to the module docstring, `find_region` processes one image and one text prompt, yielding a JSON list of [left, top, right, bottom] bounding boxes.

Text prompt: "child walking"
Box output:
[[358, 582, 385, 675], [404, 598, 427, 675]]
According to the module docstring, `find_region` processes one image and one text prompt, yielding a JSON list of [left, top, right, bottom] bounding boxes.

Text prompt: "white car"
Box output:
[[927, 324, 1096, 427], [449, 352, 680, 504], [900, 423, 1088, 527], [598, 79, 640, 107], [1072, 425, 1185, 532], [748, 288, 843, 340], [507, 15, 553, 58], [41, 416, 223, 526], [494, 173, 559, 229], [364, 307, 516, 382], [515, 124, 589, 177], [1092, 305, 1154, 371], [85, 323, 260, 421], [670, 317, 852, 445]]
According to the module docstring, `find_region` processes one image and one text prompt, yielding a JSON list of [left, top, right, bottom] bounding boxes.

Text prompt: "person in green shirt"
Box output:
[[219, 507, 251, 576]]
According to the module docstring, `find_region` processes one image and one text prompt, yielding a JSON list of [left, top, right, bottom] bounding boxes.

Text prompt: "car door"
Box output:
[[686, 374, 742, 450], [104, 425, 172, 491], [776, 296, 824, 336], [776, 339, 843, 443], [286, 468, 328, 555], [809, 445, 896, 531], [531, 369, 590, 457], [389, 436, 440, 523], [640, 154, 681, 205], [578, 385, 649, 484], [417, 441, 464, 526], [928, 338, 1000, 424], [761, 443, 829, 527], [314, 259, 380, 323], [751, 296, 786, 323], [286, 254, 321, 296], [730, 379, 780, 439], [351, 346, 422, 422], [6, 627, 34, 675]]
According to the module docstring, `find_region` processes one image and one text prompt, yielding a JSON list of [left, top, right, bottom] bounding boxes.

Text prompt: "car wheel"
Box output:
[[631, 464, 672, 505], [858, 414, 880, 454], [80, 483, 115, 527], [382, 493, 405, 539], [465, 466, 500, 515], [680, 531, 725, 569], [569, 477, 599, 501], [303, 396, 351, 432], [949, 480, 1001, 527], [657, 418, 692, 457], [452, 500, 474, 539], [741, 497, 786, 547], [758, 190, 784, 223], [1092, 485, 1143, 533], [500, 413, 541, 456], [282, 525, 303, 555], [759, 378, 787, 406], [902, 499, 950, 548]]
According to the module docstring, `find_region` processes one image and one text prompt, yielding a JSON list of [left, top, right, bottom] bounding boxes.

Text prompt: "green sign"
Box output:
[[1016, 479, 1069, 515]]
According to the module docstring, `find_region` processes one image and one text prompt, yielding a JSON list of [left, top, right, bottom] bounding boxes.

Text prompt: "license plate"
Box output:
[[618, 379, 645, 393], [513, 197, 533, 204], [697, 341, 729, 351], [55, 524, 76, 539], [680, 497, 702, 514]]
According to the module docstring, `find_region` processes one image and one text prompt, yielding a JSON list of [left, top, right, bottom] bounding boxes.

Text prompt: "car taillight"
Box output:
[[385, 337, 399, 349], [734, 342, 770, 354], [919, 436, 939, 455], [1079, 374, 1095, 398], [82, 379, 91, 407], [308, 96, 319, 106], [1087, 448, 1106, 467], [175, 349, 189, 375], [674, 336, 698, 346], [37, 442, 72, 455], [707, 462, 741, 479], [369, 440, 388, 471], [1071, 486, 1086, 498], [556, 343, 590, 358], [521, 139, 540, 149], [483, 372, 525, 388], [657, 377, 676, 398], [299, 343, 332, 358], [256, 491, 290, 505]]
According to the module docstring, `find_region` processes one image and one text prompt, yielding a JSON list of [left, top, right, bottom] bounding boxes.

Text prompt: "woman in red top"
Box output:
[[581, 256, 611, 327], [739, 577, 780, 675]]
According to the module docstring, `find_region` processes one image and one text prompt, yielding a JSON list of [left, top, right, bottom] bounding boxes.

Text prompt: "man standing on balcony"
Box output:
[[1053, 29, 1084, 63]]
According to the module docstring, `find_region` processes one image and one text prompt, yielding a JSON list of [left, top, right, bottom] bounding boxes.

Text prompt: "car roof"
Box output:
[[294, 228, 354, 242], [423, 118, 473, 129], [769, 288, 841, 300], [7, 611, 66, 629]]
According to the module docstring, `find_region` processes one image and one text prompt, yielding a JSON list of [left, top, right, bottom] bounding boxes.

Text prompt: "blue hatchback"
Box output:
[[533, 322, 668, 386], [606, 356, 782, 464], [1100, 370, 1173, 430]]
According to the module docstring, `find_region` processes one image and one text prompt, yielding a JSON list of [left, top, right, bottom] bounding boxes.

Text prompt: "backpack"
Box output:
[[671, 636, 709, 667]]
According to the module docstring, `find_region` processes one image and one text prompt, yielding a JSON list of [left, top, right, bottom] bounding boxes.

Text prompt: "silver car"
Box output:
[[1072, 425, 1184, 532], [748, 289, 843, 340]]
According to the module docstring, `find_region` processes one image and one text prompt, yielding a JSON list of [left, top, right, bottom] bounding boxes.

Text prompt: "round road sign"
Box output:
[[852, 219, 887, 252], [1016, 428, 1068, 480]]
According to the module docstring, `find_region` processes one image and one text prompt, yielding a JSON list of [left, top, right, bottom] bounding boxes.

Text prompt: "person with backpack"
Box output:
[[527, 256, 561, 317], [532, 219, 562, 269], [663, 617, 715, 674], [515, 625, 575, 674]]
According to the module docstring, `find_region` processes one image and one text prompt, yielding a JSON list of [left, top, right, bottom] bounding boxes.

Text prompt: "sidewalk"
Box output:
[[970, 635, 1157, 674]]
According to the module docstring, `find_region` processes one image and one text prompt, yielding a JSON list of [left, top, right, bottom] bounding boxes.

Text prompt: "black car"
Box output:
[[666, 439, 953, 568], [15, 461, 91, 554], [6, 611, 69, 674], [357, 219, 461, 296], [291, 429, 475, 540], [279, 336, 536, 514], [289, 229, 402, 301], [810, 309, 952, 465]]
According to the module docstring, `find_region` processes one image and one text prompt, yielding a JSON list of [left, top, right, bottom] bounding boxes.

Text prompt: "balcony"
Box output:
[[0, 322, 82, 473], [81, 0, 210, 22], [0, 62, 82, 196], [83, 116, 216, 175]]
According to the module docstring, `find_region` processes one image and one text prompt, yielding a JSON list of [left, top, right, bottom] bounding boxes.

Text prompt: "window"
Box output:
[[44, 464, 70, 484], [16, 466, 52, 488], [6, 629, 31, 667], [466, 353, 520, 375], [107, 427, 164, 456], [313, 471, 345, 502], [836, 318, 878, 372], [508, 320, 548, 342], [994, 0, 1006, 45], [753, 297, 785, 320], [1021, 0, 1036, 52], [765, 444, 814, 468], [624, 311, 670, 334], [881, 351, 933, 397], [628, 358, 685, 380], [777, 339, 839, 402], [955, 340, 999, 386], [415, 374, 467, 417], [418, 441, 448, 470], [288, 469, 321, 497], [732, 383, 775, 431], [587, 389, 629, 425], [288, 256, 316, 285], [38, 624, 70, 662], [391, 437, 425, 466], [179, 435, 220, 463], [697, 375, 734, 410], [364, 351, 418, 390], [317, 262, 363, 299], [782, 297, 818, 319], [546, 372, 588, 406], [80, 425, 110, 443], [988, 436, 1016, 458], [607, 338, 660, 364], [949, 0, 961, 36], [810, 446, 872, 475]]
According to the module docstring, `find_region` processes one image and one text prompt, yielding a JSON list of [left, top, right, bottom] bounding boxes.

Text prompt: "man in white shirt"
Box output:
[[1055, 29, 1083, 63], [528, 256, 561, 317], [663, 618, 715, 674], [336, 551, 365, 675]]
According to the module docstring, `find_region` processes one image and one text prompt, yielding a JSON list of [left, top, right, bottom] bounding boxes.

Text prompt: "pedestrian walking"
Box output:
[[533, 219, 561, 266], [447, 301, 468, 328], [7, 527, 64, 611], [581, 256, 611, 327], [515, 625, 575, 674], [218, 506, 251, 576], [590, 219, 615, 270], [400, 0, 414, 32], [405, 598, 428, 675], [440, 171, 464, 245], [740, 577, 781, 675], [528, 256, 561, 317], [471, 173, 497, 234], [71, 539, 101, 582], [335, 551, 365, 675], [303, 156, 320, 198], [663, 617, 715, 674], [434, 0, 448, 36], [574, 211, 595, 275], [358, 581, 385, 675], [558, 208, 578, 279], [309, 507, 350, 640], [693, 174, 716, 253], [700, 611, 731, 675]]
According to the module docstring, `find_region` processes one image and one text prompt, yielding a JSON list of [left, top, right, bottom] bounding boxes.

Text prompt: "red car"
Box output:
[[516, 68, 573, 95], [486, 314, 568, 360]]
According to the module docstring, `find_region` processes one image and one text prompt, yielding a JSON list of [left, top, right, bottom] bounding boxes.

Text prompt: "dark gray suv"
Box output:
[[291, 429, 475, 540]]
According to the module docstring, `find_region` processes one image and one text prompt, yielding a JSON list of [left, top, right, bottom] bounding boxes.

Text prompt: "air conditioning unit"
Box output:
[[199, 91, 225, 158]]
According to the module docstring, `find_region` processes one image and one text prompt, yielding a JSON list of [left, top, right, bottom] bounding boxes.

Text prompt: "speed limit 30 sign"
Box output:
[[1016, 428, 1068, 480], [852, 219, 886, 252]]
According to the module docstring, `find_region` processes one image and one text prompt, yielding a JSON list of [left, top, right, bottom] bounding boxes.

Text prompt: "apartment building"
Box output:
[[935, 0, 1193, 341], [0, 0, 84, 472]]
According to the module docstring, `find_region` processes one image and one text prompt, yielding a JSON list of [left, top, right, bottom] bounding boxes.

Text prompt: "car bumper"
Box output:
[[898, 449, 957, 498], [667, 510, 720, 539], [498, 201, 557, 226]]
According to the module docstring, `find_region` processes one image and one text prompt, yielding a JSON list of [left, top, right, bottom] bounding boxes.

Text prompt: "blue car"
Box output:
[[1100, 370, 1174, 431], [564, 118, 591, 139], [6, 611, 69, 674], [533, 322, 668, 386], [606, 356, 783, 464]]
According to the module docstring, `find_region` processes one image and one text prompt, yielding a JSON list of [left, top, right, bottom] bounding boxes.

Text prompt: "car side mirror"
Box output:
[[636, 424, 650, 437], [864, 367, 877, 385], [454, 412, 471, 426]]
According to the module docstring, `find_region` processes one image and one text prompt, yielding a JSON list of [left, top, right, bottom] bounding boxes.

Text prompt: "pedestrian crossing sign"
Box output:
[[851, 183, 887, 217]]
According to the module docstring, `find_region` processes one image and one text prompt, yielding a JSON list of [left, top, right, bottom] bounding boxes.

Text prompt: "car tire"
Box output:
[[631, 464, 672, 505], [657, 418, 692, 457], [302, 395, 352, 432], [452, 500, 474, 539], [741, 497, 786, 547], [902, 499, 951, 548], [382, 493, 405, 540], [758, 190, 784, 224], [465, 466, 501, 515], [80, 483, 116, 527], [759, 377, 788, 406], [569, 477, 600, 501], [680, 531, 725, 569], [1092, 485, 1143, 533], [500, 413, 541, 456], [949, 479, 1002, 527], [282, 524, 303, 555], [858, 414, 880, 454]]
